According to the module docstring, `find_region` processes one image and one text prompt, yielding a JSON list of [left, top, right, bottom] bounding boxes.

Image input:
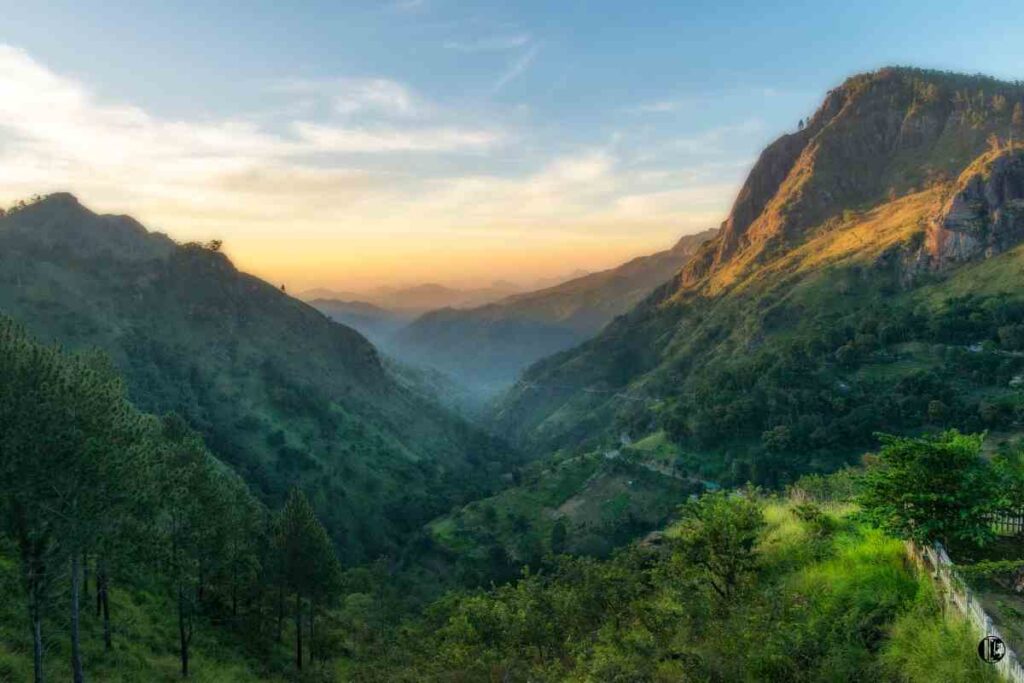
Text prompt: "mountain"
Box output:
[[494, 67, 1024, 483], [300, 280, 524, 315], [307, 297, 412, 347], [391, 228, 718, 396], [0, 193, 515, 564], [531, 268, 591, 289]]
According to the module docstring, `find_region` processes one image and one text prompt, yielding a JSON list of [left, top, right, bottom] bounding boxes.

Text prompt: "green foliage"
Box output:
[[958, 559, 1024, 581], [669, 490, 766, 602], [881, 581, 1000, 683], [350, 500, 975, 682], [790, 468, 862, 503], [858, 431, 1000, 547], [0, 318, 343, 679]]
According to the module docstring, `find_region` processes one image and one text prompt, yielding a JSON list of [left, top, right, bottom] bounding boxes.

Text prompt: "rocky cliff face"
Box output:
[[682, 68, 1023, 289], [925, 148, 1024, 268]]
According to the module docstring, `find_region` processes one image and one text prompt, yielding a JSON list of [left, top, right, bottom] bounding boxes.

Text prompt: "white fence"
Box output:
[[907, 540, 1024, 683]]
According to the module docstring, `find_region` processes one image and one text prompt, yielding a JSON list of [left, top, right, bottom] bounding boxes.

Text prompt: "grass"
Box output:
[[882, 580, 1000, 683], [0, 567, 289, 682]]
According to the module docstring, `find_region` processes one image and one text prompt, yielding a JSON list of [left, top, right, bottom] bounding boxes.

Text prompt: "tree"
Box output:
[[1013, 102, 1024, 128], [158, 414, 239, 678], [669, 491, 765, 604], [0, 319, 155, 683], [274, 488, 341, 670], [550, 519, 568, 555], [858, 431, 999, 548]]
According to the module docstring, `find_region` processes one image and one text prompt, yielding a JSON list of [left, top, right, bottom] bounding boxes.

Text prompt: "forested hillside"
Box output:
[[0, 194, 516, 564], [350, 487, 998, 682], [0, 318, 346, 681], [495, 67, 1024, 486]]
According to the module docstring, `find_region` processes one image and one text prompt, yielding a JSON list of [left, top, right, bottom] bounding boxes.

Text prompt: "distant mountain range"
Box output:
[[299, 280, 524, 314], [388, 229, 718, 396]]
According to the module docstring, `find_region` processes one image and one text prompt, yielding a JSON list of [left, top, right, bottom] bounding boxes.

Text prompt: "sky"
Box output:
[[1, 1, 1023, 292]]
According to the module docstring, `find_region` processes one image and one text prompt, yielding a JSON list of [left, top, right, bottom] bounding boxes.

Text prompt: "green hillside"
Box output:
[[0, 194, 517, 564], [495, 67, 1024, 486], [351, 492, 998, 682]]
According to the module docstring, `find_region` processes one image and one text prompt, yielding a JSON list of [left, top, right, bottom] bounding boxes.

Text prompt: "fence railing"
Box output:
[[987, 510, 1024, 536], [907, 540, 1024, 683]]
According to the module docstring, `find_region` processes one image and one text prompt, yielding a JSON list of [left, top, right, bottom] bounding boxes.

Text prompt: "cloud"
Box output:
[[0, 43, 749, 288], [333, 79, 418, 117], [628, 99, 690, 114], [443, 34, 531, 52], [270, 77, 422, 118], [293, 122, 503, 153], [670, 118, 766, 154], [492, 45, 540, 93], [390, 0, 425, 12]]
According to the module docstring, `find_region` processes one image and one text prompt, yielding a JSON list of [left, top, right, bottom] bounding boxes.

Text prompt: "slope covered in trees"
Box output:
[[0, 318, 345, 681], [495, 68, 1024, 485], [0, 195, 516, 564], [350, 490, 998, 682]]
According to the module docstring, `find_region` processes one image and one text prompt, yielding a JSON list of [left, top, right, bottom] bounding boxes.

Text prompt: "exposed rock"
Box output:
[[925, 149, 1024, 268]]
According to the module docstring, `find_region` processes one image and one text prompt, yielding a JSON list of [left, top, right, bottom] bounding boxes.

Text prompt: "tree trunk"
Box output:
[[178, 585, 190, 678], [28, 582, 44, 683], [276, 584, 284, 642], [82, 552, 90, 605], [70, 553, 85, 683], [101, 568, 112, 651], [294, 593, 303, 671], [308, 602, 315, 665]]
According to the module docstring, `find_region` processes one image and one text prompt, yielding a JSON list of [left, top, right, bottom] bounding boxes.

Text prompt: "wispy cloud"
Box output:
[[333, 79, 419, 117], [492, 45, 540, 93], [293, 122, 503, 152], [389, 0, 425, 13], [443, 34, 531, 52], [0, 43, 745, 289], [671, 118, 765, 154], [628, 99, 690, 114], [270, 77, 422, 118]]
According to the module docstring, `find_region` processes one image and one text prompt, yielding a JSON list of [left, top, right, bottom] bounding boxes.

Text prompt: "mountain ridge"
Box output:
[[0, 193, 515, 563], [494, 67, 1024, 478]]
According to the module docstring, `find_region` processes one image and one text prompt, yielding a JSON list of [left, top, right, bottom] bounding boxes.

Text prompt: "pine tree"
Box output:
[[274, 488, 341, 670], [0, 319, 156, 683], [158, 414, 227, 678]]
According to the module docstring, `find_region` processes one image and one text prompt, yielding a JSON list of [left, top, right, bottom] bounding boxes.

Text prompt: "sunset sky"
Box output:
[[2, 0, 1024, 291]]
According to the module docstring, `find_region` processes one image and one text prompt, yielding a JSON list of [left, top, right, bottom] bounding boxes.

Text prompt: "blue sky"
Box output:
[[1, 0, 1023, 290]]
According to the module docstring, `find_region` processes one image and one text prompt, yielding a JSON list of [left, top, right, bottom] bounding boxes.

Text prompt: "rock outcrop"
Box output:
[[926, 148, 1024, 268]]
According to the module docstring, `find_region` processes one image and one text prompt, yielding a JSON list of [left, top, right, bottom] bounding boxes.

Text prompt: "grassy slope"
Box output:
[[354, 499, 997, 681], [0, 551, 289, 682]]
